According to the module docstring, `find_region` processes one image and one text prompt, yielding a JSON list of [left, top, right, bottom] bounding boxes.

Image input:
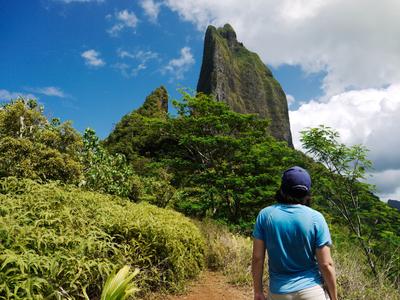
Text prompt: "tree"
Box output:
[[301, 125, 379, 275], [161, 92, 300, 226], [0, 98, 83, 183], [81, 128, 142, 200]]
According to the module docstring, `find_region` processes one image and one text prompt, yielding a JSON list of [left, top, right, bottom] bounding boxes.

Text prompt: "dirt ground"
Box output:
[[148, 271, 253, 300]]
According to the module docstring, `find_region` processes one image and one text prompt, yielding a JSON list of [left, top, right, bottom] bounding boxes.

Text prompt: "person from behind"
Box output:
[[252, 166, 338, 300]]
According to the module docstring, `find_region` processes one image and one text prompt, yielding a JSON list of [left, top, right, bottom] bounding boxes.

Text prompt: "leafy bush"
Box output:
[[81, 128, 143, 200], [0, 99, 83, 183], [0, 178, 205, 299]]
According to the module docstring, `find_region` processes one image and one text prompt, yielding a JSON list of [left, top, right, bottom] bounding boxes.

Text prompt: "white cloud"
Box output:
[[81, 49, 105, 67], [107, 10, 138, 37], [115, 49, 159, 77], [0, 89, 36, 101], [117, 49, 159, 62], [25, 86, 66, 98], [162, 0, 400, 95], [289, 84, 400, 200], [113, 62, 146, 78], [163, 46, 195, 79], [140, 0, 162, 23]]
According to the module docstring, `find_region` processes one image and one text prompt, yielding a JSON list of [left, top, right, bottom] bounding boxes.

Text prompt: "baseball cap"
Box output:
[[281, 166, 311, 197]]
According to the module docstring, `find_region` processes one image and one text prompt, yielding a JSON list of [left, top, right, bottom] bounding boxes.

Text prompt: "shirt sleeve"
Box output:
[[314, 212, 332, 248], [253, 210, 266, 243]]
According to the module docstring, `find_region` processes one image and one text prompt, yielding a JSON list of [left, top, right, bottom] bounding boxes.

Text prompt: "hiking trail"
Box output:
[[150, 271, 253, 300]]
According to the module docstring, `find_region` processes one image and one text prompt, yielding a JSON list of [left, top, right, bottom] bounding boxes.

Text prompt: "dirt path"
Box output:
[[154, 271, 253, 300]]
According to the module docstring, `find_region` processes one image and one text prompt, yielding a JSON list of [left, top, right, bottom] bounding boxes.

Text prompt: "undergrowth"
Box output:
[[198, 220, 400, 300], [0, 178, 205, 299]]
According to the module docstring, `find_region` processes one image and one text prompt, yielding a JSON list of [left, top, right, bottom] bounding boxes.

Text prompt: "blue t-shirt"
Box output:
[[253, 203, 332, 294]]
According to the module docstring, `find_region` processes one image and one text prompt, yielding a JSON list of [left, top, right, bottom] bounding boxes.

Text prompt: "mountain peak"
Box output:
[[197, 24, 293, 146]]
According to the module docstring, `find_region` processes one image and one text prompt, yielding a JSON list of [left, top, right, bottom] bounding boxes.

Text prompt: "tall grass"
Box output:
[[197, 220, 256, 285], [198, 220, 399, 299], [0, 178, 205, 299]]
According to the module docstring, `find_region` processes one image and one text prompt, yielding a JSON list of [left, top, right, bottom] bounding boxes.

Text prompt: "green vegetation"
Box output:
[[302, 126, 400, 282], [81, 128, 142, 200], [0, 92, 398, 298], [0, 178, 205, 299], [101, 266, 139, 300], [0, 99, 82, 183], [200, 220, 400, 300]]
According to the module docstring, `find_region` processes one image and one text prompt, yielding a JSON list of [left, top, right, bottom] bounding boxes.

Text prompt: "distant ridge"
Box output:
[[388, 199, 400, 211]]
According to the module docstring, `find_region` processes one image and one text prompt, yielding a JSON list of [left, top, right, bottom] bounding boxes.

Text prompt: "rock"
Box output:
[[197, 24, 293, 146]]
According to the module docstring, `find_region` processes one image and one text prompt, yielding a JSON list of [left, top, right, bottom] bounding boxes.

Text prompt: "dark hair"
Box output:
[[275, 189, 311, 207]]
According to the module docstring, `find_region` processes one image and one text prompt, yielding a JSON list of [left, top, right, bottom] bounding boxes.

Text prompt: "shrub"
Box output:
[[197, 220, 255, 285], [81, 128, 142, 200], [0, 178, 205, 299]]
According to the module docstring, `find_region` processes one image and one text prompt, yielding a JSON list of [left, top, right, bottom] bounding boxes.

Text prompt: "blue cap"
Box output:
[[281, 166, 311, 195]]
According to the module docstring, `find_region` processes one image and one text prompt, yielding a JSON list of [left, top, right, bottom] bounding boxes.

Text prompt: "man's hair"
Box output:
[[275, 189, 311, 206]]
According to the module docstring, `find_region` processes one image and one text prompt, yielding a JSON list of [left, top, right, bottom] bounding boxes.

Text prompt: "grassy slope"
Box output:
[[0, 178, 205, 299]]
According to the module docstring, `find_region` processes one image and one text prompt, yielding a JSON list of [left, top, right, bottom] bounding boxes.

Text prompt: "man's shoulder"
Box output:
[[306, 207, 327, 222], [259, 204, 279, 214]]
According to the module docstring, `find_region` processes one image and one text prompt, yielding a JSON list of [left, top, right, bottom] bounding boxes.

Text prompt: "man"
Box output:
[[252, 166, 338, 300]]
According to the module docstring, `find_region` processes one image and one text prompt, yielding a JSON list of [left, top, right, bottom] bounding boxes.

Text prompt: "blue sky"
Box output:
[[1, 0, 400, 200], [0, 0, 322, 138]]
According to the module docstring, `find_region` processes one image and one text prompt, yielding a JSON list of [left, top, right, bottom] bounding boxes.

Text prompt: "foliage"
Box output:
[[159, 92, 302, 226], [104, 86, 169, 163], [301, 125, 400, 281], [101, 266, 139, 300], [0, 178, 205, 299], [139, 168, 176, 208], [0, 98, 83, 183], [197, 220, 255, 285], [329, 224, 400, 300], [81, 128, 142, 200]]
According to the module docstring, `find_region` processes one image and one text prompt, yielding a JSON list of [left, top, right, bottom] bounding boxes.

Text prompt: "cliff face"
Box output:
[[197, 24, 293, 146]]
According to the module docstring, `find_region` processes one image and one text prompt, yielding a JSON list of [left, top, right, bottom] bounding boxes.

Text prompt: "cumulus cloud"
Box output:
[[290, 84, 400, 200], [81, 49, 105, 67], [162, 0, 400, 95], [140, 0, 162, 22], [25, 86, 66, 98], [107, 10, 138, 37], [0, 89, 36, 101], [163, 47, 194, 79]]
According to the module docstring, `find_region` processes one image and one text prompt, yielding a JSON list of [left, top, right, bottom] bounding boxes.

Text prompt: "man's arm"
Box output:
[[252, 238, 266, 300], [316, 245, 338, 300]]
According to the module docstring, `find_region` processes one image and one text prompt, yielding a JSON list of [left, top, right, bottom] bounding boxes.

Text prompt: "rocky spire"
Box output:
[[197, 24, 293, 146]]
